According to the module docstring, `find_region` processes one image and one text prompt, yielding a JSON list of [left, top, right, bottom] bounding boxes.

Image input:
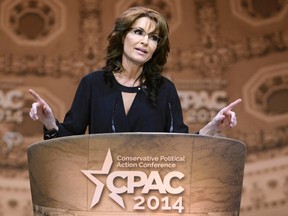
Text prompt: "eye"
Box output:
[[133, 28, 144, 36], [150, 34, 161, 43]]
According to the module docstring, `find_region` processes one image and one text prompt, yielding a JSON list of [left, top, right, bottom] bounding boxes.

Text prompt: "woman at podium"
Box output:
[[28, 6, 241, 139]]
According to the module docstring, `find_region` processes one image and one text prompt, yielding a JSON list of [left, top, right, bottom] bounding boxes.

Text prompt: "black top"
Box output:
[[46, 70, 188, 139]]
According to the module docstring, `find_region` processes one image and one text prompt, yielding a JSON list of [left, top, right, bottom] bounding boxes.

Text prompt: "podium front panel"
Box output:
[[27, 133, 246, 215]]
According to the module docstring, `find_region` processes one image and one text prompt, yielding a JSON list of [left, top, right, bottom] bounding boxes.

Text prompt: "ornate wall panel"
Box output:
[[240, 156, 288, 215], [243, 63, 288, 123], [0, 0, 66, 46], [0, 0, 288, 215], [115, 0, 181, 32], [230, 0, 288, 26]]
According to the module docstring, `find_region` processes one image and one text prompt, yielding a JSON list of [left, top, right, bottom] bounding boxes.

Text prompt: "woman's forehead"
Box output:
[[132, 17, 157, 32]]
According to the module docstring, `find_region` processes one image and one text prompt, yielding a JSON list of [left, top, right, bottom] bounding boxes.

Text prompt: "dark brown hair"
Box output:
[[103, 6, 170, 104]]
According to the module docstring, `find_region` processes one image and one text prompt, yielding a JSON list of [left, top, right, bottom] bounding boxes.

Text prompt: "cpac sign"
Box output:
[[0, 89, 23, 123], [179, 90, 227, 124], [81, 149, 185, 213]]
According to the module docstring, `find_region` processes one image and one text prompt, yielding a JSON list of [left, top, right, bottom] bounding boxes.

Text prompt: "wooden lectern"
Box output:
[[27, 133, 246, 216]]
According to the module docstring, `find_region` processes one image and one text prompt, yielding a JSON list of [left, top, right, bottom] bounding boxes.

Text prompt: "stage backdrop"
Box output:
[[0, 0, 288, 215]]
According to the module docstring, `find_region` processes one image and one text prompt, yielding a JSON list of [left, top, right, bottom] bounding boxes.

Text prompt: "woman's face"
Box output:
[[122, 17, 159, 68]]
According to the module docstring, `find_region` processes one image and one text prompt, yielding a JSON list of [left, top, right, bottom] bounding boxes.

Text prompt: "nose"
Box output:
[[140, 34, 149, 45]]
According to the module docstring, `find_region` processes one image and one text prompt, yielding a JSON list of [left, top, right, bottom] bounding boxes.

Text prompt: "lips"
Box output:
[[135, 47, 148, 54]]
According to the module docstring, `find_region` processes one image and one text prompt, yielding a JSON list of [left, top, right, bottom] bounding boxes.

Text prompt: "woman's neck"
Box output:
[[114, 68, 143, 87]]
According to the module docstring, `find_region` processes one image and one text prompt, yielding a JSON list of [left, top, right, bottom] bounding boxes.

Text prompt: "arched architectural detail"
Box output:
[[243, 63, 288, 123], [0, 0, 66, 46], [230, 0, 288, 27], [115, 0, 181, 33]]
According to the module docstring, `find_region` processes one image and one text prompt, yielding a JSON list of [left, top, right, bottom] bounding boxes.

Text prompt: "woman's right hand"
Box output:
[[29, 89, 58, 131]]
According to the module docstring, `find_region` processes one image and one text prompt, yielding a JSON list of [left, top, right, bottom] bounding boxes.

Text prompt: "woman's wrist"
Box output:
[[43, 120, 59, 139], [43, 118, 58, 131], [199, 122, 218, 136]]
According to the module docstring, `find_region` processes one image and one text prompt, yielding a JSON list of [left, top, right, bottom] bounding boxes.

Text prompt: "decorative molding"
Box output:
[[168, 0, 232, 78], [230, 0, 288, 27], [0, 177, 32, 215], [168, 30, 288, 78], [243, 63, 288, 123], [0, 0, 103, 81], [79, 0, 104, 75], [115, 0, 182, 33], [0, 0, 66, 46], [167, 0, 288, 77], [240, 156, 288, 213], [226, 123, 288, 159]]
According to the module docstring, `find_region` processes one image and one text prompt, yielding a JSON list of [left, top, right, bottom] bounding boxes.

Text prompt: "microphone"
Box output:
[[138, 85, 148, 96], [168, 102, 174, 132]]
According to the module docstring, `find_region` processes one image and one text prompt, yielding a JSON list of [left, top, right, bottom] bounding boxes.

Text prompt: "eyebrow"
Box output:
[[131, 26, 158, 34]]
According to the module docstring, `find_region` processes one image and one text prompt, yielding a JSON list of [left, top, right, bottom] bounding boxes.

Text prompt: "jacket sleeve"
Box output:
[[167, 83, 189, 133], [44, 75, 91, 139]]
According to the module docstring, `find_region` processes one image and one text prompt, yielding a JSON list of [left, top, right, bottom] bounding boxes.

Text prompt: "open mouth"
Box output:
[[135, 47, 148, 54]]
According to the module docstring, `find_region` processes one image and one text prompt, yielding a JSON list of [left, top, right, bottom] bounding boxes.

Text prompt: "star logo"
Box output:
[[81, 148, 126, 208], [81, 149, 185, 211]]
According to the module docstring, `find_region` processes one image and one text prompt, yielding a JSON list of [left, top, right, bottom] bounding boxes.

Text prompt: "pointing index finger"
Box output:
[[224, 98, 242, 111], [29, 89, 43, 102]]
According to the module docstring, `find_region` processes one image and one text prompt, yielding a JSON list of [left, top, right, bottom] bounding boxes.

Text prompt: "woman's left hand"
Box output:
[[199, 99, 242, 136]]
